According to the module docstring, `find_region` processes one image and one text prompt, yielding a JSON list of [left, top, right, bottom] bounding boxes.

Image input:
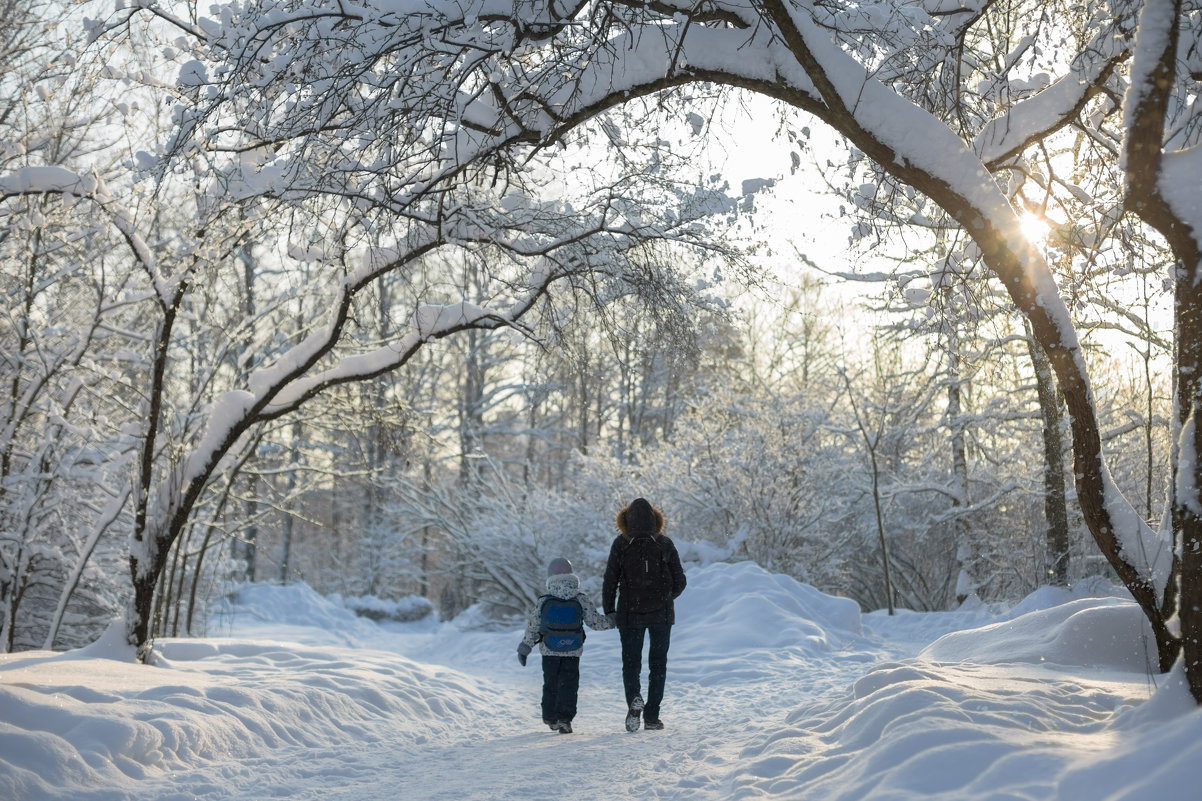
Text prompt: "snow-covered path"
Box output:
[[3, 562, 1200, 801], [140, 624, 887, 800]]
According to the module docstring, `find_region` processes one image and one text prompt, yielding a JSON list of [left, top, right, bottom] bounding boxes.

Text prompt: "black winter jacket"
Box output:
[[602, 533, 687, 627]]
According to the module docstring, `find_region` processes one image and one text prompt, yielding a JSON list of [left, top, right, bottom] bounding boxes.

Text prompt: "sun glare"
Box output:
[[1019, 212, 1051, 244]]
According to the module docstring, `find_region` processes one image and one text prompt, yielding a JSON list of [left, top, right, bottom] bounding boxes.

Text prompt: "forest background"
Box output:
[[0, 0, 1186, 691]]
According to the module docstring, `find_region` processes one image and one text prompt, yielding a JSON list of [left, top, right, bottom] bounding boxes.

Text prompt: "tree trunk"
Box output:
[[1180, 469, 1202, 698], [870, 444, 895, 615], [1121, 0, 1195, 686], [946, 327, 975, 603], [1028, 333, 1070, 586], [1176, 316, 1202, 694], [130, 518, 176, 658], [244, 485, 259, 583]]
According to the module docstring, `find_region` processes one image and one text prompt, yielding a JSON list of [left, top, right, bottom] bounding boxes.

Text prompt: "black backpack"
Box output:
[[538, 595, 585, 652], [619, 534, 670, 614]]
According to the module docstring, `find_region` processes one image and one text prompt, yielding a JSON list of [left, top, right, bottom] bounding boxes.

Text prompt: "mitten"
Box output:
[[517, 641, 532, 667]]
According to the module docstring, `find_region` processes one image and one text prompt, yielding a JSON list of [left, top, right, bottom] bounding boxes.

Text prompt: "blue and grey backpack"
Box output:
[[538, 595, 585, 652]]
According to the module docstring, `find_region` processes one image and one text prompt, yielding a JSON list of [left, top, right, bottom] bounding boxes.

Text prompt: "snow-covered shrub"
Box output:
[[341, 594, 434, 623]]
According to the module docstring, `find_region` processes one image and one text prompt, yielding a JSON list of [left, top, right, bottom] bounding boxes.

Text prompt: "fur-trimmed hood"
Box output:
[[616, 497, 664, 538]]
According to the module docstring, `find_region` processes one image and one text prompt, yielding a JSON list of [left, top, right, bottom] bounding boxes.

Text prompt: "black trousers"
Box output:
[[619, 624, 671, 720], [541, 655, 581, 723]]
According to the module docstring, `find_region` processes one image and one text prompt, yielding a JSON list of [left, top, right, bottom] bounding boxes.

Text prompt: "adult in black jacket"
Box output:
[[602, 497, 687, 731]]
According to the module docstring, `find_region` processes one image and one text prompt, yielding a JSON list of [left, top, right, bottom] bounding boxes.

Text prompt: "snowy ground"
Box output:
[[2, 561, 1200, 800]]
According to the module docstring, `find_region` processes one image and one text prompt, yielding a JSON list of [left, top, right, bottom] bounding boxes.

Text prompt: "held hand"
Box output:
[[605, 612, 617, 628], [517, 641, 532, 667]]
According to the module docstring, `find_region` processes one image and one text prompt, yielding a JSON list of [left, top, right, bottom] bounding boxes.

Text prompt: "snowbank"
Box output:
[[919, 596, 1160, 672], [0, 634, 498, 800], [209, 581, 390, 645], [677, 560, 862, 652]]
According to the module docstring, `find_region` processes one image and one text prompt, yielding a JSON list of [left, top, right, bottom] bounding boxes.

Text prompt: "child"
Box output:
[[517, 557, 613, 733]]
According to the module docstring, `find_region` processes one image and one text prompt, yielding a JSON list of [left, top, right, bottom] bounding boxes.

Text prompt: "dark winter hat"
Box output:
[[625, 497, 657, 535], [547, 557, 573, 577]]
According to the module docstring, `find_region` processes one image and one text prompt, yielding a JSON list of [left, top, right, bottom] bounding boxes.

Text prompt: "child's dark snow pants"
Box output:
[[541, 655, 580, 723]]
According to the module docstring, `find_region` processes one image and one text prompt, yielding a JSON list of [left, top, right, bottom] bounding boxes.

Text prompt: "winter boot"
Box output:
[[644, 718, 664, 730], [557, 720, 573, 734], [625, 695, 644, 732]]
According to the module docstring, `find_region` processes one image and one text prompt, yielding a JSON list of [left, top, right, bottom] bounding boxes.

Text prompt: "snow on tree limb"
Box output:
[[1122, 0, 1178, 161], [1121, 0, 1185, 244], [0, 165, 98, 195], [0, 166, 171, 302], [975, 50, 1129, 168]]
